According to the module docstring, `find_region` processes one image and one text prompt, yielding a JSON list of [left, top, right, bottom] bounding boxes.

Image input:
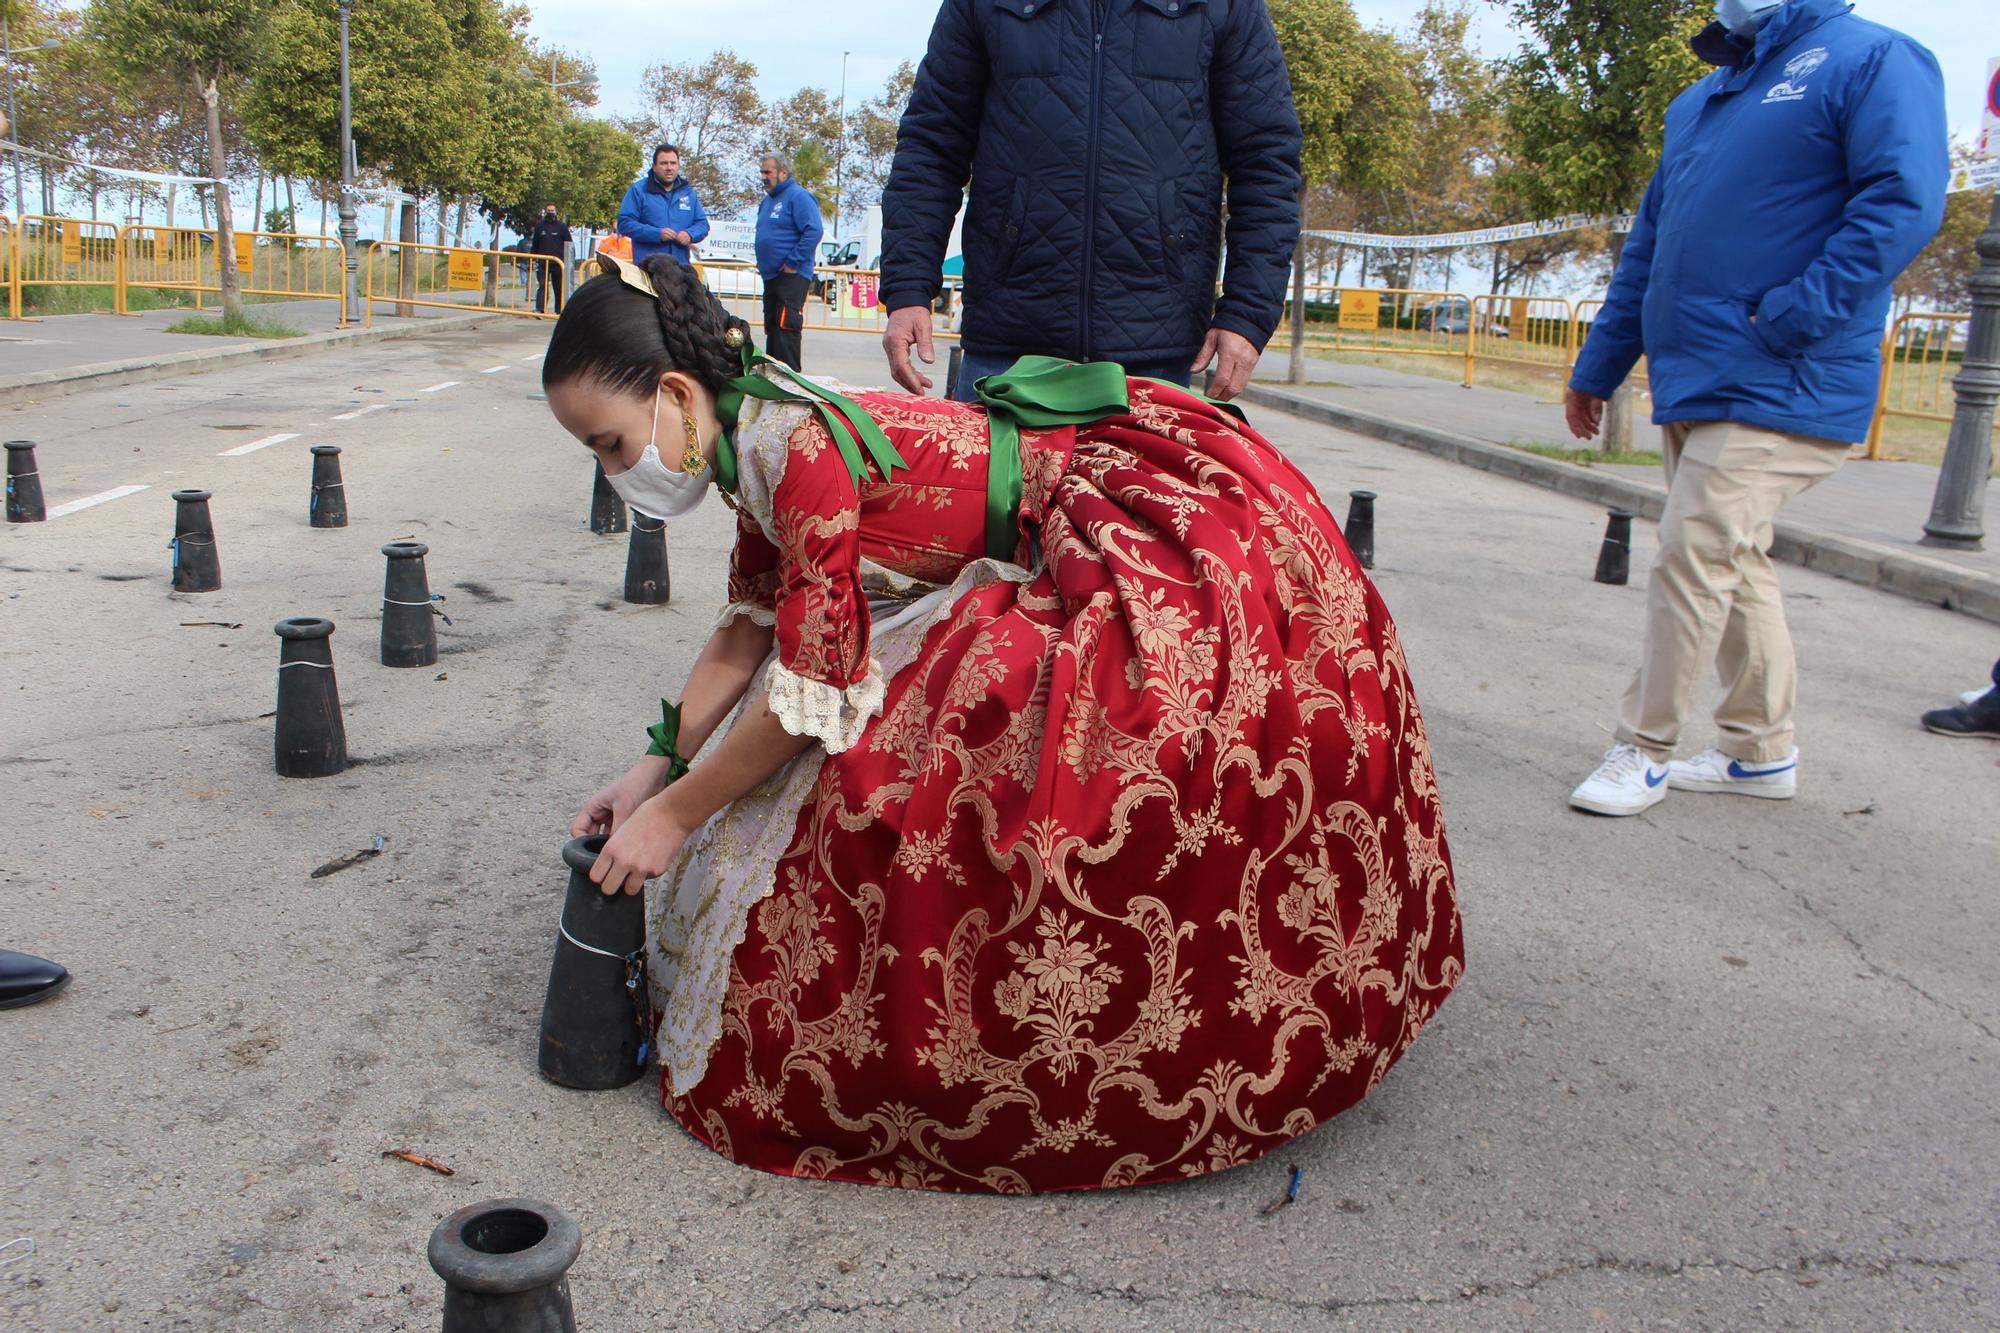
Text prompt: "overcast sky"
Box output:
[[522, 0, 1997, 151]]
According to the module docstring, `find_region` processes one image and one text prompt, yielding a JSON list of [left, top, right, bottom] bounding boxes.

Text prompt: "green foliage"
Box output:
[[89, 0, 268, 81], [164, 310, 303, 337], [1497, 0, 1712, 216], [622, 51, 764, 214], [1271, 0, 1419, 193]]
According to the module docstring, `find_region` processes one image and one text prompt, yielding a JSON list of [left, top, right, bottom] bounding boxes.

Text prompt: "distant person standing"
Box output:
[[528, 203, 572, 315], [618, 144, 709, 266], [753, 153, 823, 371]]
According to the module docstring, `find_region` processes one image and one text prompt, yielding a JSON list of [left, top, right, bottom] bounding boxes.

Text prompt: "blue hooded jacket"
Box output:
[[617, 173, 710, 266], [753, 178, 824, 281], [879, 0, 1301, 366], [1570, 0, 1948, 443]]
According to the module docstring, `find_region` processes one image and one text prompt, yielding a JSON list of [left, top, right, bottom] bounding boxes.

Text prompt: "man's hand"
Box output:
[[1564, 386, 1605, 441], [780, 262, 797, 274], [675, 230, 692, 246], [1190, 328, 1260, 401], [883, 305, 937, 393]]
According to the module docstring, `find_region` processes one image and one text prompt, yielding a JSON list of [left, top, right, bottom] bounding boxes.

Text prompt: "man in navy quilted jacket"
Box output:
[[878, 0, 1302, 402]]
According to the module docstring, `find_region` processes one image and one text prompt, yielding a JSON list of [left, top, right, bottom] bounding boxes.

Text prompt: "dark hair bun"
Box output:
[[638, 255, 753, 391]]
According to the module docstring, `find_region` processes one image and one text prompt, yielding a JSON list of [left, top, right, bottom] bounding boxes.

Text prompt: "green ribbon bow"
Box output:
[[715, 348, 908, 495], [643, 699, 692, 784], [972, 357, 1133, 561]]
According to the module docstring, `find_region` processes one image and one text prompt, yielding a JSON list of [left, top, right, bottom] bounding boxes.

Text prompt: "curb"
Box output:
[[0, 310, 517, 407], [1240, 382, 2000, 627]]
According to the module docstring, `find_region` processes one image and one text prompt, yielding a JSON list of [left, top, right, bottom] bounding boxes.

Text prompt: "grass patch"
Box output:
[[163, 310, 304, 339], [1520, 443, 1664, 467], [21, 284, 200, 316]]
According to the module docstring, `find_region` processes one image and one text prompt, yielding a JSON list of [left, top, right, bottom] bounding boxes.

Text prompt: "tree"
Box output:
[[1270, 0, 1421, 382], [89, 0, 271, 319], [843, 61, 915, 216], [763, 86, 840, 199], [622, 51, 763, 216], [1498, 0, 1709, 448]]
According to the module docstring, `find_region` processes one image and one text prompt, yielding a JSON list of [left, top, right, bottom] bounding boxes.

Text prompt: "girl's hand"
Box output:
[[589, 796, 694, 896], [570, 757, 670, 838]]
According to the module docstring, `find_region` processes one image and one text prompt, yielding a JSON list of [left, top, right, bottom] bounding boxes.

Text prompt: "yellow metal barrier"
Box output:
[[1, 216, 15, 320], [697, 261, 962, 342], [1466, 294, 1575, 390], [119, 225, 349, 320], [362, 241, 562, 325], [1271, 286, 1482, 367], [9, 215, 122, 315], [1865, 311, 1972, 459]]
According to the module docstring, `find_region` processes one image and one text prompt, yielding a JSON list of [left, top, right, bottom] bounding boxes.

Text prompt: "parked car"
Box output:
[[1416, 298, 1508, 338]]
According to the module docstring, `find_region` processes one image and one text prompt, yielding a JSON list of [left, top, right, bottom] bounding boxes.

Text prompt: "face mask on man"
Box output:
[[603, 383, 709, 520], [1716, 0, 1784, 37]]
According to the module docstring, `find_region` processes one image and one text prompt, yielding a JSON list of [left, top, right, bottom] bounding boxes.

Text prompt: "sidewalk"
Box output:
[[0, 297, 515, 405], [1246, 352, 1999, 622]]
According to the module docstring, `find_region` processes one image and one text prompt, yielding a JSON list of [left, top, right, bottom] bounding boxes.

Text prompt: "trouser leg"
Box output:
[[763, 273, 807, 370], [1710, 433, 1847, 760]]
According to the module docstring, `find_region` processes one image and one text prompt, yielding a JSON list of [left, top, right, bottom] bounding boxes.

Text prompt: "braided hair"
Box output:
[[541, 253, 755, 400]]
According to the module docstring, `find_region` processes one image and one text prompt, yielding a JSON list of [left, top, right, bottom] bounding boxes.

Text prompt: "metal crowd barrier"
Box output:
[[118, 225, 348, 319], [361, 241, 564, 325], [696, 261, 961, 341], [1466, 294, 1576, 389], [1865, 312, 1973, 460], [8, 214, 122, 317]]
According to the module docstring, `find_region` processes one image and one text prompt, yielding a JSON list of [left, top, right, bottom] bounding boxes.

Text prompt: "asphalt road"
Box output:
[[3, 326, 1996, 1331]]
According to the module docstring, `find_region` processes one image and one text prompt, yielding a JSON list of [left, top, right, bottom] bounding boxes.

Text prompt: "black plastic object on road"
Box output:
[[588, 460, 627, 535], [1595, 509, 1635, 586], [623, 514, 670, 605], [273, 617, 347, 778], [308, 444, 348, 528], [944, 345, 965, 400], [4, 440, 45, 523], [1345, 490, 1377, 570], [428, 1198, 581, 1333], [170, 489, 222, 591], [538, 835, 650, 1090], [380, 540, 439, 668]]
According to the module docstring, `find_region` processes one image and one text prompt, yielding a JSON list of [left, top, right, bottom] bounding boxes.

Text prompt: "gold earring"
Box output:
[[681, 411, 707, 476]]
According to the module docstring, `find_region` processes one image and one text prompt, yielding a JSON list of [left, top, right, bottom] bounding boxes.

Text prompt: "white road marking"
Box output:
[[518, 352, 543, 362], [48, 484, 149, 518], [481, 365, 509, 374], [419, 381, 460, 394], [217, 431, 299, 457], [331, 404, 386, 421]]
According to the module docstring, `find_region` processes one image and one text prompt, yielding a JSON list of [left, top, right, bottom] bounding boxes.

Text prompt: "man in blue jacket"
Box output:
[[754, 152, 824, 371], [1565, 0, 1946, 818], [617, 144, 709, 266], [877, 0, 1301, 402]]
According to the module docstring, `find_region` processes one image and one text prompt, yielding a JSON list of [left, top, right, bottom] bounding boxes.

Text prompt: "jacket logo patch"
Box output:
[[1763, 46, 1827, 103]]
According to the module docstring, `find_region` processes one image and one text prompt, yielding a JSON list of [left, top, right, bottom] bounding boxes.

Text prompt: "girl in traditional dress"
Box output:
[[542, 254, 1462, 1194]]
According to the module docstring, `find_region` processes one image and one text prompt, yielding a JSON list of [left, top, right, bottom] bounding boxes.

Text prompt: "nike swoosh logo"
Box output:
[[1645, 769, 1667, 788], [1727, 760, 1796, 778]]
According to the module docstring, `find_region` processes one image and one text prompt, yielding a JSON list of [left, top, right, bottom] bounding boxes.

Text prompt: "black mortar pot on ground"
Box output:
[[538, 835, 649, 1090], [170, 489, 222, 591], [428, 1197, 581, 1333], [5, 440, 45, 522], [273, 617, 347, 778], [588, 460, 627, 534], [1596, 509, 1634, 586], [380, 540, 439, 668], [309, 445, 348, 528], [623, 515, 670, 605], [1345, 489, 1377, 570]]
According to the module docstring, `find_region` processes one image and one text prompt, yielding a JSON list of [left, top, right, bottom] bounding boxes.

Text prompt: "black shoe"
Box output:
[[0, 950, 69, 1009], [1922, 692, 2000, 739]]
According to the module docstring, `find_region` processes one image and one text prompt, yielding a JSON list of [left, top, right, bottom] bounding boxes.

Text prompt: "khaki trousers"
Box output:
[[1614, 420, 1849, 764]]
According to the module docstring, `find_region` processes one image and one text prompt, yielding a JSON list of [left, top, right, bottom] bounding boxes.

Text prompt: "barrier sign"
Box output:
[[1338, 289, 1380, 331], [60, 221, 80, 264], [447, 250, 484, 291], [233, 233, 254, 274], [848, 274, 877, 310], [1510, 297, 1530, 333]]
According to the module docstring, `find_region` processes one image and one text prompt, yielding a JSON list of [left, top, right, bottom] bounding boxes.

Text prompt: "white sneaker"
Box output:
[[1960, 684, 1995, 706], [1666, 747, 1798, 800], [1569, 742, 1670, 816]]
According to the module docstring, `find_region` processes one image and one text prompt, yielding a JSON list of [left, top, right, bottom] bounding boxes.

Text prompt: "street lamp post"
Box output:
[[835, 51, 850, 238], [336, 1, 359, 326], [1921, 188, 2000, 550]]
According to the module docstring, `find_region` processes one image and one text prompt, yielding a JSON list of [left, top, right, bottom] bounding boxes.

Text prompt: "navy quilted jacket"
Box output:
[[881, 0, 1302, 366]]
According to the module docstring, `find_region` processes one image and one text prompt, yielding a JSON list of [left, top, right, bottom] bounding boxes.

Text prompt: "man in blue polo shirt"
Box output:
[[1563, 0, 1946, 817], [617, 144, 709, 266], [753, 152, 824, 371]]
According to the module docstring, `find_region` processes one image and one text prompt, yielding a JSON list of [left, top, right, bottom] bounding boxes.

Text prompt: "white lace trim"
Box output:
[[714, 601, 778, 631], [764, 657, 887, 756]]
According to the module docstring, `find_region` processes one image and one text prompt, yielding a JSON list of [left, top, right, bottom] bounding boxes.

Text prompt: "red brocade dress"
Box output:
[[643, 364, 1462, 1193]]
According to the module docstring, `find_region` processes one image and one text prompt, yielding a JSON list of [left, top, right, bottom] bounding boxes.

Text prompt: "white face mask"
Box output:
[[1716, 0, 1783, 36], [604, 384, 708, 520]]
